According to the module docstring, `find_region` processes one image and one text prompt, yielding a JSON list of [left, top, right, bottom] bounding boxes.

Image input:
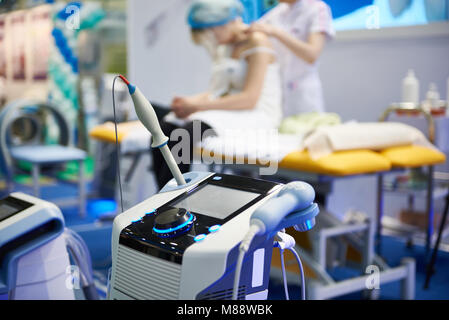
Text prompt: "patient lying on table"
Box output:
[[151, 0, 283, 189]]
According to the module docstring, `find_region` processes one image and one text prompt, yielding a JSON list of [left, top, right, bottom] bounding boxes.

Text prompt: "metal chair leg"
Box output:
[[31, 164, 40, 198]]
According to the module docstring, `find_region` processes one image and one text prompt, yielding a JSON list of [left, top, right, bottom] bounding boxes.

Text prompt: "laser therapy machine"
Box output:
[[0, 192, 98, 300], [107, 76, 319, 300]]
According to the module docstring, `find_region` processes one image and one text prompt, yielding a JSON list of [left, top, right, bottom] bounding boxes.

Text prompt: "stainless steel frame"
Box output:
[[210, 161, 416, 300], [379, 103, 438, 253]]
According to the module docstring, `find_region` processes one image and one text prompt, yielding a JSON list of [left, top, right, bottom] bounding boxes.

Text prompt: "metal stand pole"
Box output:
[[424, 189, 449, 289], [376, 173, 384, 254], [425, 166, 435, 254]]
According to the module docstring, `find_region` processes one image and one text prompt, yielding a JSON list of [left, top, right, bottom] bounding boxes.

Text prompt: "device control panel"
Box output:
[[119, 174, 280, 264]]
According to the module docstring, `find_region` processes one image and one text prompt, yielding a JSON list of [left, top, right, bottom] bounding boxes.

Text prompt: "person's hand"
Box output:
[[171, 96, 184, 108], [171, 96, 199, 119], [247, 22, 279, 37]]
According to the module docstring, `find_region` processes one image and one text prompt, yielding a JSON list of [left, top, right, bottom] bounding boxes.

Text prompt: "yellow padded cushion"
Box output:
[[381, 145, 446, 168], [279, 150, 392, 176], [89, 121, 143, 143]]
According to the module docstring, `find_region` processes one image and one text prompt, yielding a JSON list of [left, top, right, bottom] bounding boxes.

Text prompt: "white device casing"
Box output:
[[108, 173, 282, 300], [108, 173, 214, 300], [1, 193, 74, 300], [12, 235, 74, 300]]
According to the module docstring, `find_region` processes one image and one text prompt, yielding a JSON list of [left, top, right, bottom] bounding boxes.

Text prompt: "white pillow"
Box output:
[[304, 122, 434, 160]]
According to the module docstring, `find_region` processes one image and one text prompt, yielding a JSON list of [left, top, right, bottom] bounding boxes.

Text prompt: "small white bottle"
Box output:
[[402, 69, 420, 105], [426, 83, 440, 110]]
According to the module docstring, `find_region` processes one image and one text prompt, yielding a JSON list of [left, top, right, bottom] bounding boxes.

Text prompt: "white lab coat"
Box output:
[[260, 0, 335, 117]]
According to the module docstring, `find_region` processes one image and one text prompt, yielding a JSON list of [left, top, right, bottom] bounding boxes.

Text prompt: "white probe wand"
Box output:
[[119, 75, 186, 186]]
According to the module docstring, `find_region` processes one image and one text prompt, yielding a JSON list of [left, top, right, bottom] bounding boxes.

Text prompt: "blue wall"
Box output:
[[240, 0, 449, 30]]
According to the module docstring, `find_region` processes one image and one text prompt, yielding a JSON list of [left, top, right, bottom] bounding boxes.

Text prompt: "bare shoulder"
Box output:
[[247, 31, 273, 49]]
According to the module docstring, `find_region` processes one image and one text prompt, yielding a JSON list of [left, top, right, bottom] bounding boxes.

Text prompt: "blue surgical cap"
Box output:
[[187, 0, 245, 29]]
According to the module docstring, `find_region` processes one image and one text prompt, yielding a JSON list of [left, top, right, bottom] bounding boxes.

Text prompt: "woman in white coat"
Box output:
[[152, 0, 283, 189], [249, 0, 335, 117]]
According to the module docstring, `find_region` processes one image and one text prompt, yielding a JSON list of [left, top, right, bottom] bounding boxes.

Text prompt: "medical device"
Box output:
[[107, 76, 319, 300], [0, 192, 98, 300], [118, 75, 185, 186]]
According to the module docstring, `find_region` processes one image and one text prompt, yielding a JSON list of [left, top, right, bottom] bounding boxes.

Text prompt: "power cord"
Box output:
[[232, 225, 261, 300], [112, 75, 125, 213], [274, 231, 306, 300], [279, 247, 289, 300], [232, 228, 307, 301], [288, 247, 306, 300]]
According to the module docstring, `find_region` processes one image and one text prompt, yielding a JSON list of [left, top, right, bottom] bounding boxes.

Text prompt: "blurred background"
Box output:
[[0, 0, 448, 300]]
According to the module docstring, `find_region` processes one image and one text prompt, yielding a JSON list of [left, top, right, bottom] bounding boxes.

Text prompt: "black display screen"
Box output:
[[172, 184, 260, 220], [0, 196, 33, 222]]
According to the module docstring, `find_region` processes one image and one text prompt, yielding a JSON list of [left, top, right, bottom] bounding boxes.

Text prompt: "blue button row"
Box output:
[[194, 234, 206, 242], [194, 225, 221, 242], [209, 225, 221, 233]]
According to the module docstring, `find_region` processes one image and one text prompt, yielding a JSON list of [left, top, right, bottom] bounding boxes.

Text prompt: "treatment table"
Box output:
[[89, 106, 447, 299]]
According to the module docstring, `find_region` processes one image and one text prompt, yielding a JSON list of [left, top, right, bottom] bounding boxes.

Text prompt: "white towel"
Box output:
[[303, 122, 435, 160]]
